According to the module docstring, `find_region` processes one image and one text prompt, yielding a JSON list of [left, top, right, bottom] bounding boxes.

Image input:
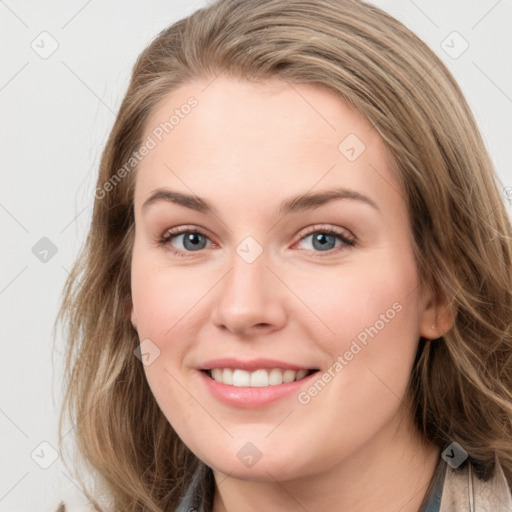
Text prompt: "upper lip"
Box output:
[[199, 358, 317, 372]]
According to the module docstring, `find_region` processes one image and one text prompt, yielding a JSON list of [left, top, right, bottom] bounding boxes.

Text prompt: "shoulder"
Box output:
[[439, 459, 512, 512]]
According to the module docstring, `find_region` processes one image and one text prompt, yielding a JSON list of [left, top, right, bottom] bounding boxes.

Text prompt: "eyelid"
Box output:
[[159, 223, 356, 257], [295, 224, 355, 243]]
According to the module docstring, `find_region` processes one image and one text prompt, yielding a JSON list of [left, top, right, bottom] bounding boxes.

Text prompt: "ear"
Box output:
[[418, 283, 455, 340]]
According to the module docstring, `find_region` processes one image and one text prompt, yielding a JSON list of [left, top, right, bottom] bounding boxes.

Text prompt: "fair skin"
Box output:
[[130, 75, 453, 512]]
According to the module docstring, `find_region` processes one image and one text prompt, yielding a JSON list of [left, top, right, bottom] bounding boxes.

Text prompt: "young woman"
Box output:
[[57, 0, 512, 510]]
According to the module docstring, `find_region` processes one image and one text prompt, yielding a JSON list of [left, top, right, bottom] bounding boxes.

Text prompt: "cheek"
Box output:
[[297, 248, 421, 415], [130, 248, 191, 395], [287, 254, 420, 462], [130, 255, 204, 425], [297, 250, 419, 358], [131, 248, 208, 341]]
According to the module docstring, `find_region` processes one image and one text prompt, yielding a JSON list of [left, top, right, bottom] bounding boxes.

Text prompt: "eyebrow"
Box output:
[[141, 186, 379, 215]]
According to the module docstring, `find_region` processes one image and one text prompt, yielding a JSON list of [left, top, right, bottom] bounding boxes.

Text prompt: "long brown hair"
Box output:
[[56, 0, 512, 509]]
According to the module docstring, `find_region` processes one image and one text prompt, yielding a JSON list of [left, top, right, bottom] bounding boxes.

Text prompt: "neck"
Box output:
[[211, 411, 440, 512]]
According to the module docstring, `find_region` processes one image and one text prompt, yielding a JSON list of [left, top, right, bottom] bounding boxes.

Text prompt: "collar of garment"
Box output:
[[175, 456, 512, 512]]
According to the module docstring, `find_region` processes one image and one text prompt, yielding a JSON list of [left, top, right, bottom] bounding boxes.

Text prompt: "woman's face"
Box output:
[[130, 75, 438, 481]]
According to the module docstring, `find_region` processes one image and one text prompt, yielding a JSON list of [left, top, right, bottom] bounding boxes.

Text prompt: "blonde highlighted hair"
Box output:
[[56, 0, 512, 509]]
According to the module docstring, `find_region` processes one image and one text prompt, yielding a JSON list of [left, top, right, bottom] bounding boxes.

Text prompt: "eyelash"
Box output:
[[158, 224, 356, 258]]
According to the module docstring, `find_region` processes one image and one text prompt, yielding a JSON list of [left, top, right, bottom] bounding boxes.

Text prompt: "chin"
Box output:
[[194, 440, 314, 483]]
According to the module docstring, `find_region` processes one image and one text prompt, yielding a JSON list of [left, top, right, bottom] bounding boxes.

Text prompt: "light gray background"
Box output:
[[1, 0, 511, 510]]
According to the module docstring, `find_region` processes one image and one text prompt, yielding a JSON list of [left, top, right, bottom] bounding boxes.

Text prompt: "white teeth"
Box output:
[[222, 368, 233, 385], [268, 368, 283, 385], [208, 368, 312, 387], [283, 369, 296, 383], [250, 369, 269, 387], [211, 368, 223, 381], [232, 369, 251, 387]]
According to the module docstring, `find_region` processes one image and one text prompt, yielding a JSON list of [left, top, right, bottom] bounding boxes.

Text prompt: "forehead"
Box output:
[[143, 75, 382, 149], [134, 75, 402, 216]]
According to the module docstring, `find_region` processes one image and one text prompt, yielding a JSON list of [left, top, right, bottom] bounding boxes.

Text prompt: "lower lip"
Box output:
[[198, 370, 318, 408]]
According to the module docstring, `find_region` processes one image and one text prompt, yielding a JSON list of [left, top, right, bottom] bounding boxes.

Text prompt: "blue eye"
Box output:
[[296, 229, 354, 252], [159, 229, 210, 256], [159, 224, 355, 258]]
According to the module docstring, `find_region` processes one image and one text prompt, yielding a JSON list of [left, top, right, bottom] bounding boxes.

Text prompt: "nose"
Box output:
[[211, 250, 287, 339]]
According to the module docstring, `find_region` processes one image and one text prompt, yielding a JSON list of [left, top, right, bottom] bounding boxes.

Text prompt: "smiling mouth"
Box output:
[[203, 368, 319, 387]]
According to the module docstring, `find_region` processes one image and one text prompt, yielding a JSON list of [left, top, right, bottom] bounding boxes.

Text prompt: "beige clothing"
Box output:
[[439, 459, 512, 512]]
